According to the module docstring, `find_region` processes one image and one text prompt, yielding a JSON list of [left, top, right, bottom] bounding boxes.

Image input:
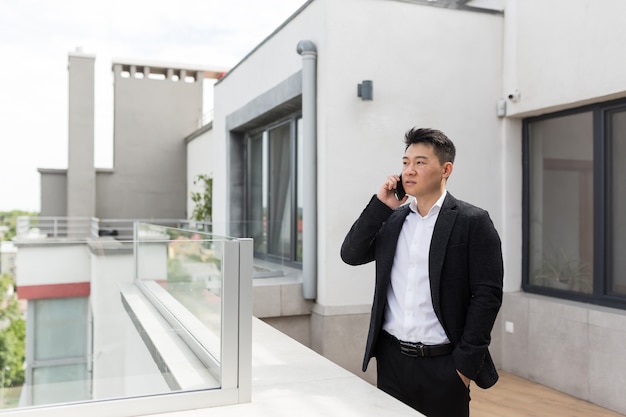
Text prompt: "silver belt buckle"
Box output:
[[399, 340, 426, 357]]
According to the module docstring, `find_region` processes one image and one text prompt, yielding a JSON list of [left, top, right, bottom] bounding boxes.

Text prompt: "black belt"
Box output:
[[382, 331, 453, 358]]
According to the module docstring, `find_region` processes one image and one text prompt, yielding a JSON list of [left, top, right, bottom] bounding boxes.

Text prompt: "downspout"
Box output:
[[297, 40, 317, 300]]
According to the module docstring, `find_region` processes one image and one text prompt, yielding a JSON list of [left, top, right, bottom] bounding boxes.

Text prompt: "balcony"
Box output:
[[10, 218, 624, 417], [11, 222, 253, 416]]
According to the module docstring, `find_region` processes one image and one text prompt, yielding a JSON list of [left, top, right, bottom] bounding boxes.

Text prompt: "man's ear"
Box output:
[[443, 162, 453, 179]]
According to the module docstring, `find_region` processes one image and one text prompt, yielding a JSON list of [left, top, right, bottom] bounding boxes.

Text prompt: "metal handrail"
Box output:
[[15, 216, 213, 240]]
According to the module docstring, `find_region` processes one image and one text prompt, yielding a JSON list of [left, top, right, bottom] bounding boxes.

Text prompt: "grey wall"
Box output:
[[499, 292, 626, 415], [66, 53, 96, 219], [39, 52, 94, 218], [39, 169, 67, 217], [96, 64, 204, 220]]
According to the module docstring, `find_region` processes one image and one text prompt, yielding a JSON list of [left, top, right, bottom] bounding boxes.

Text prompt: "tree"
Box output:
[[0, 210, 38, 241], [0, 273, 24, 387], [190, 174, 213, 223]]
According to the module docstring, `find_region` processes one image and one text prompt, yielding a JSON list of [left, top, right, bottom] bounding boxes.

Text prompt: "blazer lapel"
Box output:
[[379, 205, 411, 283], [429, 193, 458, 321], [387, 205, 411, 239]]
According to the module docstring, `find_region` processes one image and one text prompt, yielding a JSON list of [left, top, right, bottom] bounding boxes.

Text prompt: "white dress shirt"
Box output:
[[382, 190, 450, 345]]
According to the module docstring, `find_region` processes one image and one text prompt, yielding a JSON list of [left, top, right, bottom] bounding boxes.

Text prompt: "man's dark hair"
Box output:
[[404, 128, 456, 164]]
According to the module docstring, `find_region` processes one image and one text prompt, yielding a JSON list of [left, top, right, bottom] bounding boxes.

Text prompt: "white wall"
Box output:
[[212, 0, 505, 308], [500, 118, 523, 293], [506, 0, 626, 117], [321, 1, 504, 307], [16, 244, 90, 285], [186, 129, 213, 220]]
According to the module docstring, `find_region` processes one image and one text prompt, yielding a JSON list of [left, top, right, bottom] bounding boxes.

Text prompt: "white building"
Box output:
[[201, 0, 626, 414]]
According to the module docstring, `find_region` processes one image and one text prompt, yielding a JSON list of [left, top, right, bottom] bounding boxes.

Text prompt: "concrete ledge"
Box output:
[[252, 269, 313, 318], [120, 283, 220, 391], [144, 318, 420, 417]]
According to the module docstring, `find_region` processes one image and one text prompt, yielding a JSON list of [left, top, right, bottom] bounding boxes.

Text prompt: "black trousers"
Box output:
[[376, 331, 470, 417]]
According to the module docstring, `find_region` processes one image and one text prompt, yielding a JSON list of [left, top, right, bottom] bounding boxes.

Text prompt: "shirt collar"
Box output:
[[409, 190, 447, 218]]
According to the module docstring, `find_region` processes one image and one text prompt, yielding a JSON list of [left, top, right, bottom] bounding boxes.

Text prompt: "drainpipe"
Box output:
[[297, 40, 317, 300]]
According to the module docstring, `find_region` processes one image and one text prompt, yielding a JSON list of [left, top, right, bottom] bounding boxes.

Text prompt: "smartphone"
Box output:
[[394, 174, 406, 201]]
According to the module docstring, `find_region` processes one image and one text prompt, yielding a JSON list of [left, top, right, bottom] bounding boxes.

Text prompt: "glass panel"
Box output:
[[248, 132, 267, 255], [267, 123, 292, 259], [296, 118, 304, 263], [135, 223, 228, 374], [528, 112, 593, 294], [610, 109, 626, 295], [34, 298, 88, 361], [32, 364, 88, 405], [10, 225, 241, 412]]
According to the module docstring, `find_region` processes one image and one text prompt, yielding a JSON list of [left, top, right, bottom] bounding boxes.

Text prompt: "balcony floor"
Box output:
[[149, 318, 624, 417], [472, 371, 622, 417]]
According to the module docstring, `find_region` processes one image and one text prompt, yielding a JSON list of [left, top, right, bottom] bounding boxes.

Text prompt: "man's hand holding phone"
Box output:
[[377, 174, 408, 208]]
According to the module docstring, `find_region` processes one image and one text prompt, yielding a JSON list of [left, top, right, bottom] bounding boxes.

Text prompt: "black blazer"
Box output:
[[341, 193, 503, 389]]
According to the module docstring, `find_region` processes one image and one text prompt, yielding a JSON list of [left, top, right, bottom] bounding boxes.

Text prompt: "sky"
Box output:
[[0, 0, 307, 212]]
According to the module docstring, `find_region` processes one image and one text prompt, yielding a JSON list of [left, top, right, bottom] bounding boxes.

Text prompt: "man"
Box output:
[[341, 128, 503, 417]]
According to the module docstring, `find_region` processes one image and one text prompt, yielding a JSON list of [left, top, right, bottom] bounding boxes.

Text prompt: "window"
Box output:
[[523, 99, 626, 308], [246, 117, 303, 266], [27, 297, 90, 405]]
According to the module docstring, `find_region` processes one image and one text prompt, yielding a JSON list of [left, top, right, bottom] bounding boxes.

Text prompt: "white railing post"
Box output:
[[237, 238, 253, 402], [219, 238, 253, 402]]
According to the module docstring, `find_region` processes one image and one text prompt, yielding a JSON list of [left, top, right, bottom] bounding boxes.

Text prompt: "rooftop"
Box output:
[[143, 318, 623, 417]]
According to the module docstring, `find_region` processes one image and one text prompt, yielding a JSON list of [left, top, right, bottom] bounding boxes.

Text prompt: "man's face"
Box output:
[[401, 143, 450, 199]]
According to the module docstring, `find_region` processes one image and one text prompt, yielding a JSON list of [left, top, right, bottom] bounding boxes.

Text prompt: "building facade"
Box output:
[[204, 0, 626, 414], [38, 53, 217, 222]]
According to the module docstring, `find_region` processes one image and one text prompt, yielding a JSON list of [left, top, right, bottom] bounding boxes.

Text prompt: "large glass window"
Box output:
[[246, 117, 302, 266], [523, 99, 626, 308]]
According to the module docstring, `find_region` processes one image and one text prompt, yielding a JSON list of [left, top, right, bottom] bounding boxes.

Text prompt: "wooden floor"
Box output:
[[471, 372, 624, 417]]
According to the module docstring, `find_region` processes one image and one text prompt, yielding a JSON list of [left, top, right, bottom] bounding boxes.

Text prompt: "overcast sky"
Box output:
[[0, 0, 306, 212]]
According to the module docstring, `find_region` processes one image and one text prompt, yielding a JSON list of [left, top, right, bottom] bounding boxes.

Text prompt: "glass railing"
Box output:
[[8, 223, 252, 417], [132, 223, 227, 388], [16, 216, 301, 281]]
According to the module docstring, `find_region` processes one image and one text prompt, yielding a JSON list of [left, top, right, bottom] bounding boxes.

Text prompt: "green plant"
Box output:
[[190, 174, 213, 223], [0, 210, 38, 241], [167, 258, 192, 283]]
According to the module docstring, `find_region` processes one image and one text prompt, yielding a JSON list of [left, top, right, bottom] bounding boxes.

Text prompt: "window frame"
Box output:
[[243, 114, 303, 269], [25, 297, 91, 406], [522, 97, 626, 309]]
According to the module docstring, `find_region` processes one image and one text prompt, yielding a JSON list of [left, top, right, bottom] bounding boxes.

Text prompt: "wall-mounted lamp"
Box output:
[[357, 80, 373, 101]]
